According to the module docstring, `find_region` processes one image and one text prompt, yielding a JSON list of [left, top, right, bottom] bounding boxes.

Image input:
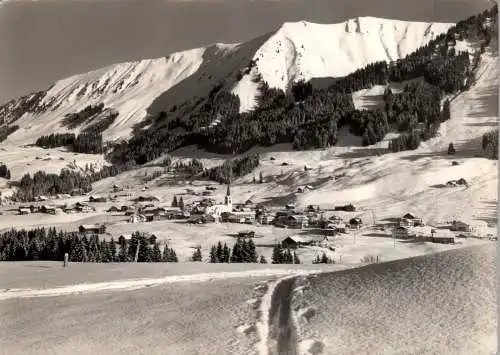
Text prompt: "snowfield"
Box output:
[[291, 244, 496, 355]]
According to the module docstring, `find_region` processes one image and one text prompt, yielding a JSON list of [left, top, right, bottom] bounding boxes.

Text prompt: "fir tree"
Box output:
[[259, 171, 264, 184], [179, 196, 185, 211], [152, 243, 162, 262], [222, 243, 230, 263], [293, 251, 301, 264], [209, 245, 218, 263], [192, 247, 202, 262], [172, 195, 178, 207], [271, 244, 283, 264], [259, 255, 268, 264], [448, 142, 456, 155], [109, 237, 117, 262], [216, 241, 223, 262]]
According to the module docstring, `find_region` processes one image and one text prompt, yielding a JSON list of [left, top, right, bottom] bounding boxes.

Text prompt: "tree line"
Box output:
[[0, 228, 178, 263], [482, 130, 498, 159], [0, 125, 19, 143], [202, 153, 260, 184]]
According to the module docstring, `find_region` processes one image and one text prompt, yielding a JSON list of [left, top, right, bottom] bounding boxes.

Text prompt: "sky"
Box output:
[[0, 0, 492, 104]]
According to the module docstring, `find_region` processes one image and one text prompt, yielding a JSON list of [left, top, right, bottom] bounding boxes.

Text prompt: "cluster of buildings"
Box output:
[[18, 202, 96, 215]]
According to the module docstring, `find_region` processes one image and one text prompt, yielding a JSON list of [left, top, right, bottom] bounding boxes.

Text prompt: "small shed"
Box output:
[[238, 230, 256, 238]]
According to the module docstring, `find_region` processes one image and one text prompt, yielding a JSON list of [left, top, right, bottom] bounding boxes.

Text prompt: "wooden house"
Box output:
[[286, 215, 309, 229], [450, 220, 473, 232], [89, 196, 107, 203], [79, 224, 106, 234], [238, 230, 256, 238], [392, 226, 412, 239], [400, 213, 424, 227]]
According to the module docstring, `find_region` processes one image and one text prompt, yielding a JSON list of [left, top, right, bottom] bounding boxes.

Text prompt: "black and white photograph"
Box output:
[[0, 0, 497, 354]]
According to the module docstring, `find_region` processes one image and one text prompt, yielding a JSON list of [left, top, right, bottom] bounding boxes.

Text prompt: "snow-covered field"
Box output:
[[291, 244, 496, 355], [0, 244, 495, 355]]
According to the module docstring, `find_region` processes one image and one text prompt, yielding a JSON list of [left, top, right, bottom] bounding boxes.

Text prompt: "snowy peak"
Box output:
[[1, 16, 457, 143], [244, 17, 454, 89]]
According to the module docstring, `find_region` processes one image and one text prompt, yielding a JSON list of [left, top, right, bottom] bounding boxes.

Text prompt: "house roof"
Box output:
[[402, 213, 418, 219], [80, 224, 102, 229], [282, 235, 311, 243]]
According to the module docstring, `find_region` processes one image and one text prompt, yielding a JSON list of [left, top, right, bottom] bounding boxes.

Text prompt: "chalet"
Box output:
[[238, 230, 256, 238], [112, 184, 122, 192], [18, 207, 31, 215], [227, 211, 255, 224], [297, 186, 312, 193], [70, 188, 84, 196], [40, 205, 57, 215], [349, 217, 363, 228], [306, 205, 320, 212], [286, 215, 309, 229], [63, 206, 77, 214], [135, 196, 160, 203], [79, 224, 106, 234], [107, 206, 120, 212], [327, 222, 346, 233], [450, 220, 473, 232], [335, 204, 356, 212], [257, 213, 274, 225], [392, 226, 412, 239], [400, 213, 424, 227], [205, 186, 217, 191], [129, 213, 147, 223], [446, 180, 457, 187], [76, 205, 94, 213], [89, 196, 107, 203], [281, 236, 313, 249]]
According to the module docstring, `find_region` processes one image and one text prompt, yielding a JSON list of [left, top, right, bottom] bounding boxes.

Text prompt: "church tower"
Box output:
[[224, 183, 232, 210]]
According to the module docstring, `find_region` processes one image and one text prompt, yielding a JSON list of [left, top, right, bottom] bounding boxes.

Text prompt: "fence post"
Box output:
[[63, 253, 69, 268]]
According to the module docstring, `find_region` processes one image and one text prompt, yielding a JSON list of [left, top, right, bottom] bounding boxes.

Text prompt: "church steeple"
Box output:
[[224, 183, 232, 209]]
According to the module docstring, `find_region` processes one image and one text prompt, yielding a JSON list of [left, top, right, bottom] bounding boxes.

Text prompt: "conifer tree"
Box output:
[[179, 196, 185, 211], [152, 243, 162, 262], [293, 251, 301, 264], [109, 237, 117, 262], [172, 195, 178, 207], [271, 244, 283, 264], [216, 241, 223, 262], [222, 243, 230, 263], [192, 247, 202, 262], [448, 142, 456, 155], [259, 255, 267, 264], [259, 171, 264, 184], [209, 245, 218, 263]]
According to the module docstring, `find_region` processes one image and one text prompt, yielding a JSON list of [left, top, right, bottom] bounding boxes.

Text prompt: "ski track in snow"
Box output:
[[0, 268, 323, 301]]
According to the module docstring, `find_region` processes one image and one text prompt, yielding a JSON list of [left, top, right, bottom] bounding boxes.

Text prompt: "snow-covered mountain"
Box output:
[[0, 16, 455, 144]]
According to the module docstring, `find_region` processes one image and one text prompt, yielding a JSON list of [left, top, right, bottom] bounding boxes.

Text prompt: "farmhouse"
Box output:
[[450, 220, 473, 232], [400, 213, 424, 227], [129, 213, 147, 223], [18, 207, 31, 215], [349, 217, 363, 228], [392, 226, 412, 239], [238, 230, 255, 238], [79, 224, 106, 234], [286, 215, 309, 229], [281, 236, 313, 249], [89, 196, 107, 203]]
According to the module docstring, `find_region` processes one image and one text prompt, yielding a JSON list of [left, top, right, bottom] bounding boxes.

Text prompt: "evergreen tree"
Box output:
[[293, 251, 301, 264], [271, 244, 283, 264], [209, 245, 218, 263], [192, 247, 202, 262], [109, 237, 117, 262], [259, 171, 264, 184], [448, 142, 456, 155], [222, 243, 230, 263], [246, 239, 258, 263], [117, 235, 128, 262], [216, 241, 223, 262], [152, 243, 162, 262], [441, 98, 451, 121], [259, 255, 268, 264], [179, 197, 185, 211], [172, 195, 178, 207]]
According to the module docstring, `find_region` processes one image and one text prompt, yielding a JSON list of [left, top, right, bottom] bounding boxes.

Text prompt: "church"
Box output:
[[205, 184, 233, 219]]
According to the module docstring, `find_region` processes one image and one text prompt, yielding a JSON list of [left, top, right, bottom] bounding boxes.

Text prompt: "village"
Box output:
[[2, 178, 494, 263]]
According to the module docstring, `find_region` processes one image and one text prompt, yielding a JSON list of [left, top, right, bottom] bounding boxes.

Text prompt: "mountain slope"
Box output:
[[0, 17, 455, 145]]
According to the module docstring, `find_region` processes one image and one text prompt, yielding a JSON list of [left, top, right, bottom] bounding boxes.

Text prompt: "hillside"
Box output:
[[0, 17, 455, 145]]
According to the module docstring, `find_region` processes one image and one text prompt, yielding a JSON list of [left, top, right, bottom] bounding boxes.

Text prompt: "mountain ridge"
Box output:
[[0, 16, 456, 144]]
